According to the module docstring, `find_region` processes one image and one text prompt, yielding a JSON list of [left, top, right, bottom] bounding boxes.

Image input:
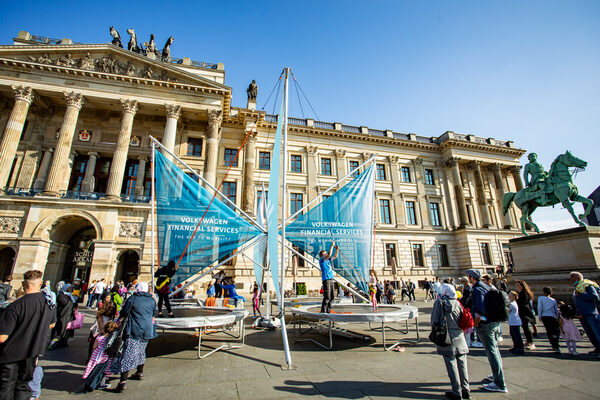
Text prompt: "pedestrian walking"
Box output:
[[508, 291, 524, 354], [569, 271, 600, 354], [537, 287, 560, 353], [558, 302, 582, 355], [515, 280, 536, 350]]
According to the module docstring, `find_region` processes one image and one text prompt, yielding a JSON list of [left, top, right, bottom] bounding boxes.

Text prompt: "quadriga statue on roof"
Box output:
[[503, 151, 594, 236]]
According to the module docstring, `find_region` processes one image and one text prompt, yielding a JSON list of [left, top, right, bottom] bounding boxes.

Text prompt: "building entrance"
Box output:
[[115, 250, 139, 284], [0, 247, 15, 281]]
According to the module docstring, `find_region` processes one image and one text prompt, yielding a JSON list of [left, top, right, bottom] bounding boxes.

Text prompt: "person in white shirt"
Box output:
[[537, 287, 560, 353], [508, 291, 524, 354], [90, 279, 106, 308]]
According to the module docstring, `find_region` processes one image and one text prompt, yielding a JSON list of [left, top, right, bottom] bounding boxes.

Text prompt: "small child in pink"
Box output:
[[82, 321, 118, 389], [559, 302, 581, 355], [252, 284, 261, 317]]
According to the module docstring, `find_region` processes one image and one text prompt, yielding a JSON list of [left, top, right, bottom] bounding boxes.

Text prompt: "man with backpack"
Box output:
[[467, 269, 508, 393]]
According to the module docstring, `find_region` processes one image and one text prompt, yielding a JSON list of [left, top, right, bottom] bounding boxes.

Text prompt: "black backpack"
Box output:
[[484, 287, 510, 322]]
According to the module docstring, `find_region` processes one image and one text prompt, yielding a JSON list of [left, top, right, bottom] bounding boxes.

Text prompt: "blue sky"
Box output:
[[2, 1, 599, 231]]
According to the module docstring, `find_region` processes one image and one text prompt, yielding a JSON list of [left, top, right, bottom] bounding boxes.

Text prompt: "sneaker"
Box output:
[[444, 391, 462, 400], [99, 383, 111, 390], [525, 343, 536, 350], [462, 389, 471, 399], [483, 374, 494, 382], [482, 382, 508, 393], [498, 336, 504, 343], [471, 341, 484, 348]]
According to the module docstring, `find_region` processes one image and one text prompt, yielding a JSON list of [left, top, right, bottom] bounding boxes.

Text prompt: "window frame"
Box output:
[[401, 166, 411, 183], [405, 200, 417, 225], [480, 242, 493, 265], [412, 243, 425, 267], [384, 243, 397, 268], [437, 243, 450, 267], [379, 199, 392, 224], [349, 160, 360, 177], [258, 151, 271, 170], [425, 168, 435, 185], [290, 192, 304, 216], [429, 202, 441, 226], [224, 148, 239, 167], [186, 137, 203, 157], [376, 163, 387, 180], [320, 157, 332, 176], [290, 154, 303, 173], [222, 181, 237, 205]]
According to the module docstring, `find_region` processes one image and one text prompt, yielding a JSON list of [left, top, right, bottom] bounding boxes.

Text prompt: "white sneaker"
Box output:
[[498, 336, 504, 343], [471, 341, 484, 348], [482, 382, 508, 393], [483, 374, 494, 382]]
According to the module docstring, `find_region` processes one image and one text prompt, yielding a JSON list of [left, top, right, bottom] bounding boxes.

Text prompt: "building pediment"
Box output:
[[0, 44, 231, 97]]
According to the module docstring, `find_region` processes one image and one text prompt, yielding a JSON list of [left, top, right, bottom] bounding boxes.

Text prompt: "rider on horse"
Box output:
[[523, 153, 549, 204]]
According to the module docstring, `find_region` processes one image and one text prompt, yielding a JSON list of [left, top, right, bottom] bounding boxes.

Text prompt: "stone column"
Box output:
[[242, 131, 257, 215], [104, 99, 138, 201], [162, 104, 181, 159], [63, 150, 77, 191], [81, 152, 98, 193], [446, 157, 469, 228], [510, 165, 524, 191], [334, 149, 346, 180], [388, 155, 407, 227], [134, 156, 147, 197], [306, 145, 318, 202], [437, 160, 457, 229], [470, 161, 492, 228], [33, 148, 53, 190], [42, 92, 84, 196], [203, 109, 222, 188], [0, 85, 34, 192], [412, 158, 431, 229], [490, 163, 513, 229]]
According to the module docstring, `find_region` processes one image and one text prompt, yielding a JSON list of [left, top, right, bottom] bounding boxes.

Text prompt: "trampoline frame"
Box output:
[[291, 305, 419, 351]]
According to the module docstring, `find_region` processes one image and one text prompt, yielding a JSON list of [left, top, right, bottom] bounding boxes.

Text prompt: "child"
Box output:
[[369, 270, 378, 311], [537, 287, 560, 353], [559, 302, 581, 355], [252, 283, 261, 317], [81, 321, 118, 391], [508, 291, 524, 354]]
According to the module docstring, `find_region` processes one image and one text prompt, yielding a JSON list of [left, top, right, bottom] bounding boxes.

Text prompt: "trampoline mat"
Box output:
[[292, 304, 418, 323], [155, 307, 249, 329], [156, 308, 232, 318], [306, 305, 403, 314]]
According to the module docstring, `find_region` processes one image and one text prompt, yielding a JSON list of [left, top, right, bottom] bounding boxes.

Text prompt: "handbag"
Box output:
[[429, 300, 451, 347], [66, 311, 85, 330], [458, 303, 475, 331]]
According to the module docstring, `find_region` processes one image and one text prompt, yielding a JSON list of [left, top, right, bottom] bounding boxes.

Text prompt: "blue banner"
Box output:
[[154, 150, 263, 285], [285, 165, 375, 293]]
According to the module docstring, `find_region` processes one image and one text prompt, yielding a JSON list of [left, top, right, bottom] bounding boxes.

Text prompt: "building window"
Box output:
[[349, 160, 359, 177], [429, 202, 441, 226], [224, 148, 239, 167], [425, 169, 434, 185], [258, 151, 270, 170], [222, 181, 237, 205], [438, 244, 450, 267], [290, 193, 304, 216], [385, 243, 397, 267], [321, 158, 332, 175], [502, 243, 513, 267], [290, 155, 302, 173], [480, 242, 492, 265], [68, 156, 88, 192], [121, 160, 139, 196], [406, 201, 417, 225], [187, 137, 203, 156], [292, 244, 305, 268], [376, 164, 387, 180], [93, 158, 112, 194], [401, 166, 411, 183], [379, 199, 392, 224], [186, 172, 199, 183], [412, 243, 424, 267]]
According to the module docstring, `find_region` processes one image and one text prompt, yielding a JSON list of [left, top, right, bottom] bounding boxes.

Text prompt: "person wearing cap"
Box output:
[[467, 269, 507, 393], [109, 282, 157, 393]]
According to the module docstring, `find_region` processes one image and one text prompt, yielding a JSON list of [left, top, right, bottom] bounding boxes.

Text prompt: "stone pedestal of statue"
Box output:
[[247, 98, 256, 111], [509, 226, 600, 299]]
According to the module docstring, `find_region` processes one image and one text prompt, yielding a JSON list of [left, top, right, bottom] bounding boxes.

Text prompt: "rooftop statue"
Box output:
[[503, 151, 594, 236], [162, 36, 174, 62], [143, 34, 159, 58], [109, 26, 123, 48], [247, 80, 258, 101], [126, 28, 141, 53]]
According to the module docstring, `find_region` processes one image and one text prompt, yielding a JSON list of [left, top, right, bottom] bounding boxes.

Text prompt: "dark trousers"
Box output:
[[580, 314, 600, 351], [541, 316, 560, 349], [157, 292, 172, 314], [521, 320, 534, 343], [320, 279, 335, 313], [509, 325, 524, 352], [0, 357, 35, 400], [409, 290, 416, 301], [215, 284, 222, 298]]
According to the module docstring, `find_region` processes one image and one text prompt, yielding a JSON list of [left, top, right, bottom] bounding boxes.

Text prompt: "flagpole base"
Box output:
[[281, 363, 297, 370]]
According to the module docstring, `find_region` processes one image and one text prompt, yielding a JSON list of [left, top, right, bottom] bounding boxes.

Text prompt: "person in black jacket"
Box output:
[[154, 261, 177, 317], [110, 282, 157, 393], [515, 280, 536, 350], [49, 282, 76, 349]]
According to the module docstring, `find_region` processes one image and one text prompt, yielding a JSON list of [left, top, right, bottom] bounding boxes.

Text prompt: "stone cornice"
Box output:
[[440, 138, 526, 157]]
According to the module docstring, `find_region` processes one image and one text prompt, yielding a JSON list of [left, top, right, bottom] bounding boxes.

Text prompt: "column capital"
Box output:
[[63, 91, 84, 109], [445, 157, 461, 167], [362, 151, 374, 161], [434, 160, 446, 168], [488, 163, 503, 173], [509, 165, 522, 175], [42, 146, 54, 153], [87, 151, 99, 158], [467, 160, 482, 170], [388, 155, 400, 165], [306, 145, 318, 155], [207, 109, 223, 125], [138, 155, 148, 162], [334, 149, 346, 158], [11, 85, 34, 104], [412, 157, 423, 166], [165, 104, 182, 120], [120, 99, 139, 115]]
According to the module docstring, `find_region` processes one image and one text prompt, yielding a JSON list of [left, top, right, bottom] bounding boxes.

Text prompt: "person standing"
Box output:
[[515, 280, 536, 350], [558, 302, 582, 355], [318, 241, 338, 313], [0, 270, 56, 400], [537, 287, 560, 353], [154, 260, 178, 318], [407, 280, 416, 302], [251, 283, 261, 317], [467, 269, 508, 393], [423, 278, 432, 302], [507, 291, 524, 355], [431, 284, 470, 400], [569, 271, 600, 354], [49, 283, 76, 349], [91, 279, 106, 308], [0, 275, 15, 304]]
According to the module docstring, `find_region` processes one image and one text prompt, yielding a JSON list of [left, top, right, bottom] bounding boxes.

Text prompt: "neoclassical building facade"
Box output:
[[0, 31, 526, 292]]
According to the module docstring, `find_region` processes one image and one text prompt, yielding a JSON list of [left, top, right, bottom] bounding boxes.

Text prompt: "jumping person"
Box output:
[[319, 241, 338, 313], [154, 260, 178, 318]]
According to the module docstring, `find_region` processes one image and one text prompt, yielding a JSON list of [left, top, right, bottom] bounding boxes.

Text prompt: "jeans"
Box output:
[[476, 322, 506, 390], [443, 354, 469, 397], [0, 357, 36, 400], [541, 316, 560, 349], [320, 279, 335, 313], [509, 325, 524, 352], [27, 366, 43, 398], [580, 314, 600, 351], [87, 293, 100, 308]]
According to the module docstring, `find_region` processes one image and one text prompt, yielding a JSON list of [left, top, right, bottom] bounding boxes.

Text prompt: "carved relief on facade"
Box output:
[[119, 222, 143, 239], [0, 217, 22, 234]]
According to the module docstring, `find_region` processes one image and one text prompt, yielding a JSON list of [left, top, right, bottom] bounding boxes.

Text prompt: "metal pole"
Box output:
[[279, 67, 294, 369], [150, 142, 156, 294]]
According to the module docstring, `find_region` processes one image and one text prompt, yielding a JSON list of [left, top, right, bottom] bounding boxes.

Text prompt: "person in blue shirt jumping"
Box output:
[[319, 241, 339, 313]]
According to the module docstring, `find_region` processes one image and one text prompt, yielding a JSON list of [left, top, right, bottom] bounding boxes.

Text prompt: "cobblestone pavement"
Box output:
[[39, 299, 600, 399]]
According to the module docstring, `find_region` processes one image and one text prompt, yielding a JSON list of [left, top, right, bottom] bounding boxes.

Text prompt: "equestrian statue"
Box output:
[[503, 151, 593, 236]]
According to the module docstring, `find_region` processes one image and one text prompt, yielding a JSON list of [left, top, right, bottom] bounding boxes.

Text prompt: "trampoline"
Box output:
[[291, 304, 419, 350], [272, 296, 352, 310], [155, 307, 249, 358]]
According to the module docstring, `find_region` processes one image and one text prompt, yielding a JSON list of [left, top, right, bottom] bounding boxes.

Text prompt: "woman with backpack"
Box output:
[[431, 283, 470, 400], [515, 280, 536, 350]]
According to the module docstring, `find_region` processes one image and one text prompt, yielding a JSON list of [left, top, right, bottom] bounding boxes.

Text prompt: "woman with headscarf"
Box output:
[[110, 282, 157, 393], [49, 282, 77, 349], [431, 283, 470, 400]]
